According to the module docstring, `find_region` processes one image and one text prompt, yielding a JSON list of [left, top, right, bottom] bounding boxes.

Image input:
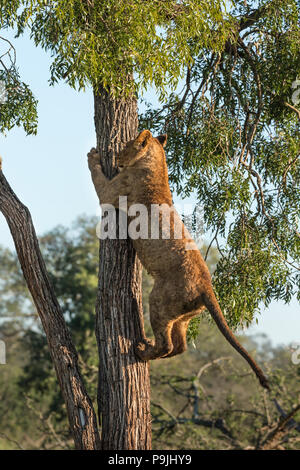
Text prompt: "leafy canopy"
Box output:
[[2, 0, 233, 95]]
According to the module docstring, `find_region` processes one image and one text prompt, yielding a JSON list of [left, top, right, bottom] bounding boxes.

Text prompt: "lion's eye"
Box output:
[[141, 139, 147, 148]]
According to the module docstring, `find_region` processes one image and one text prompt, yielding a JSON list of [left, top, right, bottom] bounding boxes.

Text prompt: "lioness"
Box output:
[[88, 130, 269, 389]]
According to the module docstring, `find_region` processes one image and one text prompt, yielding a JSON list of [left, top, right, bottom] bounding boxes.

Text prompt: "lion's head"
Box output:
[[118, 130, 167, 169]]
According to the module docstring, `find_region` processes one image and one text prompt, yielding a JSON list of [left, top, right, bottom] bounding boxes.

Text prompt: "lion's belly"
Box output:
[[132, 235, 201, 279], [128, 204, 204, 280]]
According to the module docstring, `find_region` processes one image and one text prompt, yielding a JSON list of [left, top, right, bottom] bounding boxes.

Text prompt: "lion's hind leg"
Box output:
[[136, 308, 174, 360], [162, 317, 189, 359], [163, 311, 198, 359], [135, 282, 176, 361]]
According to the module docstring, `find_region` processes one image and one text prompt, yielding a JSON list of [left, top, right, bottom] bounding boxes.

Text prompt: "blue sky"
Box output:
[[0, 29, 299, 350]]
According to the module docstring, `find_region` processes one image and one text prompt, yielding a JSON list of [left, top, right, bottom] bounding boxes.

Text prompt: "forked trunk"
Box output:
[[93, 86, 152, 450]]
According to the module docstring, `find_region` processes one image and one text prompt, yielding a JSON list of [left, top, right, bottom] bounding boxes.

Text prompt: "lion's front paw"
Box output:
[[135, 339, 155, 361], [87, 147, 100, 170]]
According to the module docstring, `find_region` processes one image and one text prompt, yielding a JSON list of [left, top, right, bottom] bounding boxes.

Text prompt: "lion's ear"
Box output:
[[135, 130, 152, 148], [156, 134, 167, 148]]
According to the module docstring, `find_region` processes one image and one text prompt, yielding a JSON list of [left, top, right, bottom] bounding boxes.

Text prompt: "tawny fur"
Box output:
[[88, 130, 269, 389]]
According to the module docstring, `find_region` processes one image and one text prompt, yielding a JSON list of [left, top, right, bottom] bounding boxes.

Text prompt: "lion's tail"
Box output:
[[203, 289, 270, 390]]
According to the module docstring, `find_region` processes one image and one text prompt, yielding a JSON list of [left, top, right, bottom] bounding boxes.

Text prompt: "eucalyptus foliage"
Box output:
[[0, 35, 38, 134]]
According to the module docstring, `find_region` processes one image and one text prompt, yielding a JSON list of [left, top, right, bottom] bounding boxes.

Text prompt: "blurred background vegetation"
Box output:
[[0, 215, 299, 450]]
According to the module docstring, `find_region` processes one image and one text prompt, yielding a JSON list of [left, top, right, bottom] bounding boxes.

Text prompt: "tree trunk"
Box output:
[[93, 86, 152, 450], [0, 171, 101, 450]]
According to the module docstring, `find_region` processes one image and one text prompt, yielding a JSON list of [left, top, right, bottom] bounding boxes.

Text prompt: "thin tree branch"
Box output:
[[260, 404, 300, 450], [0, 432, 24, 450], [196, 356, 231, 380], [284, 102, 300, 120]]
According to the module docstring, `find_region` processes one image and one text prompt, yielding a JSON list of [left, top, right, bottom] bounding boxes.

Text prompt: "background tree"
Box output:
[[0, 0, 299, 450]]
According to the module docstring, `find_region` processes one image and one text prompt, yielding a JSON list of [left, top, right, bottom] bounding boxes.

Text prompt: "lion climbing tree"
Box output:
[[0, 0, 299, 450]]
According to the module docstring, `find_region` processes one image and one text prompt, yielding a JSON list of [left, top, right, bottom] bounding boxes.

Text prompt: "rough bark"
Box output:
[[93, 86, 152, 450], [0, 171, 101, 450]]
